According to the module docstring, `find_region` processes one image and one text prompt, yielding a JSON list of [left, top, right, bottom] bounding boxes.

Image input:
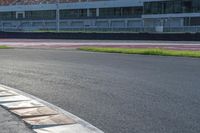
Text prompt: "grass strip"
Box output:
[[78, 47, 200, 58], [0, 45, 12, 49]]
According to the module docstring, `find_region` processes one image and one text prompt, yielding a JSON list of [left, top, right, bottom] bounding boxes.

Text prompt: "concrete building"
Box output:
[[0, 0, 199, 33]]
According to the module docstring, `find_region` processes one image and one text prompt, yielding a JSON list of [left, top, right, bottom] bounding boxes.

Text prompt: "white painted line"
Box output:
[[0, 95, 30, 103], [0, 91, 16, 97], [0, 86, 8, 91], [1, 100, 44, 109], [0, 84, 104, 133], [34, 124, 100, 133]]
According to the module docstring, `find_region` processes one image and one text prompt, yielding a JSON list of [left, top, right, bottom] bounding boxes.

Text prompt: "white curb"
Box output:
[[0, 84, 104, 133]]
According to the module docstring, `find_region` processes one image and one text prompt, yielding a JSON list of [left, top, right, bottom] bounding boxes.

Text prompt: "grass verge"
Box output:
[[78, 47, 200, 58], [0, 45, 11, 49]]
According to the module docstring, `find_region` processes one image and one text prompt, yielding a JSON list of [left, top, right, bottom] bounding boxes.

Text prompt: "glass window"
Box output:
[[144, 0, 194, 14], [25, 10, 56, 20], [60, 9, 87, 19], [0, 12, 16, 20]]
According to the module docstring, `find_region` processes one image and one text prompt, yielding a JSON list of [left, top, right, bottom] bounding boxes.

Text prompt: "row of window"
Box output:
[[0, 7, 143, 20], [2, 0, 200, 21], [144, 0, 200, 14], [184, 17, 200, 26]]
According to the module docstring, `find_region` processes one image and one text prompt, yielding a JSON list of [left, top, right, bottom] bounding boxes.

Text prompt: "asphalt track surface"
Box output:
[[0, 48, 200, 133]]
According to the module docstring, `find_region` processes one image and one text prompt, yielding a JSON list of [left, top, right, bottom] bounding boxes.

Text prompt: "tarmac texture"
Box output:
[[0, 48, 199, 133]]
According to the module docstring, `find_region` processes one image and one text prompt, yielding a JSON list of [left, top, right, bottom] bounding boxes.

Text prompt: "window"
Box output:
[[144, 0, 194, 14], [0, 12, 16, 20], [60, 9, 87, 19], [25, 10, 56, 20]]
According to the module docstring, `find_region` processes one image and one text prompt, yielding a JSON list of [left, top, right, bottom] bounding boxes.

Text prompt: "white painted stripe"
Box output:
[[0, 86, 7, 91], [0, 95, 30, 103], [1, 100, 44, 109]]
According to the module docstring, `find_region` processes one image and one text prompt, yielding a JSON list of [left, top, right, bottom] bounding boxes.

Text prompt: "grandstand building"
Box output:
[[0, 0, 199, 32]]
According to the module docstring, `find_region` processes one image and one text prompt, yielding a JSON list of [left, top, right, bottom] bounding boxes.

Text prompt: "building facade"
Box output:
[[0, 0, 199, 32]]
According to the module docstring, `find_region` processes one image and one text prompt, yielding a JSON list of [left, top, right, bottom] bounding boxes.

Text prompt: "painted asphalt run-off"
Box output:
[[1, 39, 200, 50], [0, 84, 103, 133]]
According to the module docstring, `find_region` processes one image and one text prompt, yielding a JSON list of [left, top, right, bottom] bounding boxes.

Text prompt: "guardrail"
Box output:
[[3, 27, 200, 33], [1, 20, 200, 33]]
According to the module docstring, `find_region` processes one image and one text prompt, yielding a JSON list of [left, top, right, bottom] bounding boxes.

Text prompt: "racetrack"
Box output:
[[0, 48, 200, 133]]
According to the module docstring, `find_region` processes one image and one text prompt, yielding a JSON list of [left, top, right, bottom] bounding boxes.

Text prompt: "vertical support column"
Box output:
[[56, 0, 60, 32], [180, 18, 184, 27], [23, 12, 25, 18], [87, 9, 90, 17], [96, 8, 99, 17], [16, 13, 18, 19], [142, 19, 145, 32], [1, 21, 3, 31], [189, 17, 191, 26], [109, 20, 111, 28], [125, 19, 128, 28]]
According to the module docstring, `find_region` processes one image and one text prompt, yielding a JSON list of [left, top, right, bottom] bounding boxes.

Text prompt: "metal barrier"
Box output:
[[1, 20, 200, 33]]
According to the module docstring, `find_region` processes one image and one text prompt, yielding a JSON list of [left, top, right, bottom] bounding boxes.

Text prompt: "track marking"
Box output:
[[0, 84, 104, 133], [1, 100, 44, 109], [0, 95, 30, 103], [11, 107, 58, 118], [23, 114, 76, 129]]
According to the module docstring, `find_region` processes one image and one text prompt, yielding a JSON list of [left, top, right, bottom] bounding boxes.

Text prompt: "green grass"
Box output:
[[78, 47, 200, 58], [0, 45, 11, 49]]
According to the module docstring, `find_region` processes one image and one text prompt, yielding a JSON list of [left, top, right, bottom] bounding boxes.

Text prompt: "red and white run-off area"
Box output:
[[1, 39, 200, 50]]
